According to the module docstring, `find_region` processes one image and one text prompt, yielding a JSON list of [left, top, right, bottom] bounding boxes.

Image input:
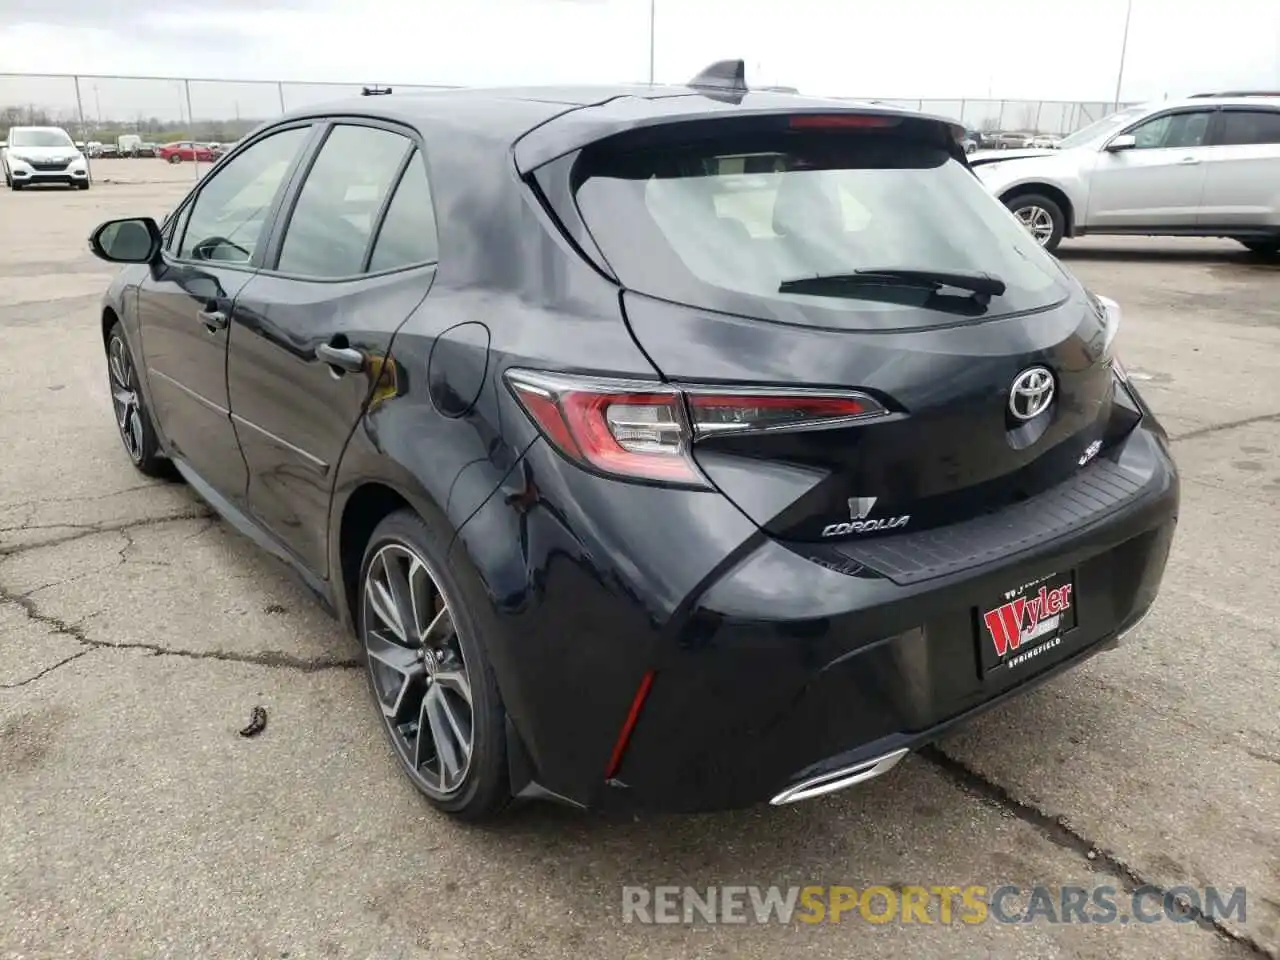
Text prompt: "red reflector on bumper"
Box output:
[[604, 670, 655, 780]]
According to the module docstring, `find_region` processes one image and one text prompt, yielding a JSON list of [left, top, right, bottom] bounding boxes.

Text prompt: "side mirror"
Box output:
[[1106, 134, 1137, 152], [89, 217, 163, 264]]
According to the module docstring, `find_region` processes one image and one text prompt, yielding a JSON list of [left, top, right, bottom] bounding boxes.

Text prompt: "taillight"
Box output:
[[505, 370, 887, 486]]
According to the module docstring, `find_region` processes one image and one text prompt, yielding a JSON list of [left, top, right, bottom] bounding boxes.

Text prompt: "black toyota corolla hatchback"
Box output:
[[88, 62, 1178, 820]]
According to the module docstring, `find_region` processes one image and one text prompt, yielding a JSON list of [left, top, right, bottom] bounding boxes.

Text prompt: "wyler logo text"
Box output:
[[983, 584, 1073, 657]]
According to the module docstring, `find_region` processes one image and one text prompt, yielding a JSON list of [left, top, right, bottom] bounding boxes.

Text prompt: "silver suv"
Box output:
[[970, 92, 1280, 254]]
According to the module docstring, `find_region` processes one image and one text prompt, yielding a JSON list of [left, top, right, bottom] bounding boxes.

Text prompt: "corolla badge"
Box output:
[[1009, 366, 1055, 421], [822, 496, 910, 538]]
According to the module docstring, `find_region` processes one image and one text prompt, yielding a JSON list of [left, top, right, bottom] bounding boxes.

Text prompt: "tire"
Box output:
[[10, 180, 22, 191], [78, 180, 90, 190], [1238, 239, 1280, 256], [1003, 192, 1065, 252], [168, 154, 182, 164], [358, 508, 510, 821], [105, 321, 168, 477]]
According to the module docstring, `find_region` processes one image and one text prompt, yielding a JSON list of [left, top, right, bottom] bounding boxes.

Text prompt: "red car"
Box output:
[[157, 141, 214, 164]]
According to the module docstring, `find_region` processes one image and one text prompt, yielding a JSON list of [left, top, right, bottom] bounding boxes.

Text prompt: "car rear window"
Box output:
[[572, 127, 1071, 330]]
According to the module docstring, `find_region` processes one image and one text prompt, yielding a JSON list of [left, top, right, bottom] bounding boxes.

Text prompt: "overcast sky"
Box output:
[[2, 0, 1279, 121]]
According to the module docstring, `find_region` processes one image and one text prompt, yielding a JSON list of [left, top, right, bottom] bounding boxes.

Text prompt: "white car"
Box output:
[[970, 93, 1280, 255], [1, 126, 91, 191]]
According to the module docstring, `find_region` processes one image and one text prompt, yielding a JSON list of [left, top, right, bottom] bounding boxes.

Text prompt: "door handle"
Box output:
[[316, 342, 365, 375], [197, 308, 227, 333], [1178, 156, 1201, 165]]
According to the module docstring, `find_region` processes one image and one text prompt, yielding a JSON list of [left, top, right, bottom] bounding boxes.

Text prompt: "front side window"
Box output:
[[178, 126, 310, 264], [1217, 109, 1280, 146], [1127, 111, 1212, 149], [275, 124, 413, 278], [574, 127, 1069, 330]]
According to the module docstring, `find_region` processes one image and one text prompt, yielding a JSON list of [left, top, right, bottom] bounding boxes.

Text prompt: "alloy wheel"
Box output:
[[1014, 205, 1055, 245], [362, 542, 475, 798], [108, 336, 145, 463]]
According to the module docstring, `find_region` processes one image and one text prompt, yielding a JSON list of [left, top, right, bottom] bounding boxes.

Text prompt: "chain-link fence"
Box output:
[[0, 72, 1134, 146], [0, 74, 459, 146]]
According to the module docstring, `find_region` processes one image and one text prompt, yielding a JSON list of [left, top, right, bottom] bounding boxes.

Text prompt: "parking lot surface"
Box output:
[[1, 163, 1278, 960]]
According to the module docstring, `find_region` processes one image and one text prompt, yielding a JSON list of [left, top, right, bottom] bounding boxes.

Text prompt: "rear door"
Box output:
[[563, 115, 1124, 543], [226, 119, 440, 577], [1084, 108, 1215, 228], [1196, 105, 1280, 228]]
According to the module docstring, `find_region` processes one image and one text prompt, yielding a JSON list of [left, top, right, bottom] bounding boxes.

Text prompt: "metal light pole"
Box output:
[[1112, 0, 1134, 110], [648, 0, 655, 84], [74, 75, 92, 182]]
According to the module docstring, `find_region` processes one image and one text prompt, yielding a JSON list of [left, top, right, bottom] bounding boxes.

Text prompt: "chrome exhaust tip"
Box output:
[[769, 747, 910, 806]]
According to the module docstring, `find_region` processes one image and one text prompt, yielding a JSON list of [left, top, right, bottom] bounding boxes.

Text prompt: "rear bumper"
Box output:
[[455, 416, 1178, 813], [614, 424, 1176, 812]]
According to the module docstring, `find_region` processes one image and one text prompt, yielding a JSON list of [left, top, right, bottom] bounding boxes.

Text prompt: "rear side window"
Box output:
[[276, 124, 413, 278], [1217, 110, 1280, 146], [572, 127, 1069, 329], [367, 150, 439, 271]]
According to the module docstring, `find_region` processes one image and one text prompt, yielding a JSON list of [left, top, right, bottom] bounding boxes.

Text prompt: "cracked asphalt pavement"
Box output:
[[1, 163, 1278, 959]]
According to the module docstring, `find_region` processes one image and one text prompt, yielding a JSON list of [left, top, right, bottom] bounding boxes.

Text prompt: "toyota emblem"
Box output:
[[1008, 366, 1055, 421]]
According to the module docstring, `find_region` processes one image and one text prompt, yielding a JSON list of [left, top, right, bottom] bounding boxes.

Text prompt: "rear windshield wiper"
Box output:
[[779, 268, 1008, 298]]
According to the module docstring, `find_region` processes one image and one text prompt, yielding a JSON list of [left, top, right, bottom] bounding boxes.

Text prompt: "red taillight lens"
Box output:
[[507, 372, 699, 484], [789, 114, 901, 130], [505, 370, 887, 486]]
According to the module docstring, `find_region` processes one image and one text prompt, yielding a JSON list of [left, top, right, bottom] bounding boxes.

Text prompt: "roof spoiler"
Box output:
[[687, 60, 748, 93], [1188, 90, 1280, 98]]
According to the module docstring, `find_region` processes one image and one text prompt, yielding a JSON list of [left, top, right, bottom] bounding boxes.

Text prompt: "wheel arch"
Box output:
[[335, 480, 417, 635], [1000, 182, 1076, 237]]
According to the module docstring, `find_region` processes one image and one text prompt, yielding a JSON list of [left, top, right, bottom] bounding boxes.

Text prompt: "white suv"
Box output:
[[1, 126, 91, 191], [971, 93, 1280, 255]]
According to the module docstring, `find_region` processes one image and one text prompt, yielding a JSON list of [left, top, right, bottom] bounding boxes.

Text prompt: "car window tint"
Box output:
[[367, 150, 439, 272], [276, 125, 413, 278], [1218, 110, 1280, 146], [178, 126, 309, 264], [1128, 112, 1210, 149]]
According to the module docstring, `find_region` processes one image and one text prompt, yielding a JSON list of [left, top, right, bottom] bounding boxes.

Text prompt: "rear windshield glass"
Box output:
[[573, 129, 1071, 330]]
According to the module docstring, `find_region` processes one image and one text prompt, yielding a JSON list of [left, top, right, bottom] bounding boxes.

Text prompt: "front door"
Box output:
[[227, 121, 441, 576], [1085, 108, 1215, 229], [136, 124, 315, 502]]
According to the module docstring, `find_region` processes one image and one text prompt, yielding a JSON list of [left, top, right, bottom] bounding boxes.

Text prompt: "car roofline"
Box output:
[[251, 71, 961, 172]]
